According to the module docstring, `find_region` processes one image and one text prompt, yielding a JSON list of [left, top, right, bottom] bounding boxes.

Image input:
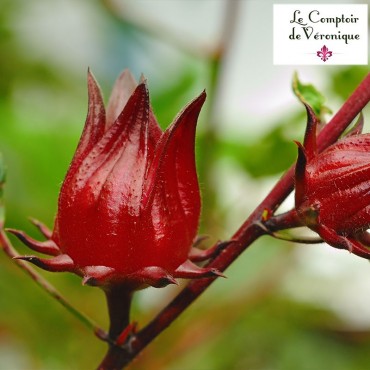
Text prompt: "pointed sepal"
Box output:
[[302, 103, 319, 161], [106, 69, 137, 128], [129, 266, 178, 288], [349, 239, 370, 259], [142, 91, 206, 239], [70, 69, 106, 170], [189, 239, 235, 262], [174, 260, 225, 279], [83, 266, 179, 288], [6, 228, 60, 256], [14, 254, 75, 272], [82, 266, 116, 286], [316, 224, 370, 259]]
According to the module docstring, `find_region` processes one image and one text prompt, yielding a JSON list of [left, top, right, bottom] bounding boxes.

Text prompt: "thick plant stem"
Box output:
[[105, 285, 132, 339], [98, 347, 131, 370], [98, 286, 133, 370], [263, 209, 302, 231], [98, 73, 370, 369]]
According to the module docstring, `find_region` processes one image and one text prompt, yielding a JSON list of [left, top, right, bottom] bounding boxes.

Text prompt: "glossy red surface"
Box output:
[[55, 71, 203, 275], [11, 70, 223, 288], [295, 106, 370, 258]]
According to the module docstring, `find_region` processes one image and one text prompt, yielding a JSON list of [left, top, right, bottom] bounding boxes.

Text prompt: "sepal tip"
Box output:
[[13, 254, 75, 272], [6, 228, 60, 256]]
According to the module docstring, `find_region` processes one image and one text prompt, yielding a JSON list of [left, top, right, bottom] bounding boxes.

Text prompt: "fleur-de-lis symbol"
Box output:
[[317, 45, 332, 62]]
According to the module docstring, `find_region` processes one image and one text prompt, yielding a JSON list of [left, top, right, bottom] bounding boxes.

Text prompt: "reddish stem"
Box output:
[[264, 209, 302, 231], [98, 286, 133, 370], [97, 73, 370, 369], [105, 286, 133, 339]]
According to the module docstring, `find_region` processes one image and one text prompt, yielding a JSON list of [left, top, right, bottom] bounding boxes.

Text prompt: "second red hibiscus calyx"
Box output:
[[295, 105, 370, 259]]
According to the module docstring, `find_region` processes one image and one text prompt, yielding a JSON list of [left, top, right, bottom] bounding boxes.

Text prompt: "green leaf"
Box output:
[[292, 72, 332, 118]]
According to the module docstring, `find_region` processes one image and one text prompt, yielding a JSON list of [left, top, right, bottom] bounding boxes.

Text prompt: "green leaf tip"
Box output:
[[292, 72, 332, 119]]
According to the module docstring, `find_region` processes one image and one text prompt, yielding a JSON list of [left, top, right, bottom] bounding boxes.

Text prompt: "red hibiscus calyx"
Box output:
[[8, 69, 224, 291], [295, 103, 370, 259]]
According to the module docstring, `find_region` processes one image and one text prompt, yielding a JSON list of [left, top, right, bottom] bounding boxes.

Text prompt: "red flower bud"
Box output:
[[295, 105, 370, 259], [9, 70, 222, 289]]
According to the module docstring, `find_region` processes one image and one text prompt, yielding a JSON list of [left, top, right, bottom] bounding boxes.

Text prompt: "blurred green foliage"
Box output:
[[0, 1, 369, 369], [209, 115, 300, 178], [0, 154, 5, 226], [330, 66, 370, 100]]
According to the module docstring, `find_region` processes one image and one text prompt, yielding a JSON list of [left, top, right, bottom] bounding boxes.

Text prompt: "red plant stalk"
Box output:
[[97, 73, 370, 369]]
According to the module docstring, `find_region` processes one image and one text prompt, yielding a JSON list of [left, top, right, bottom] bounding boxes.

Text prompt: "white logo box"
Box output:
[[273, 4, 368, 65]]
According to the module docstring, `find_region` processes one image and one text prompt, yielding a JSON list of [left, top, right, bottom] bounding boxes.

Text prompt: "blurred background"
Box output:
[[0, 0, 369, 369]]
